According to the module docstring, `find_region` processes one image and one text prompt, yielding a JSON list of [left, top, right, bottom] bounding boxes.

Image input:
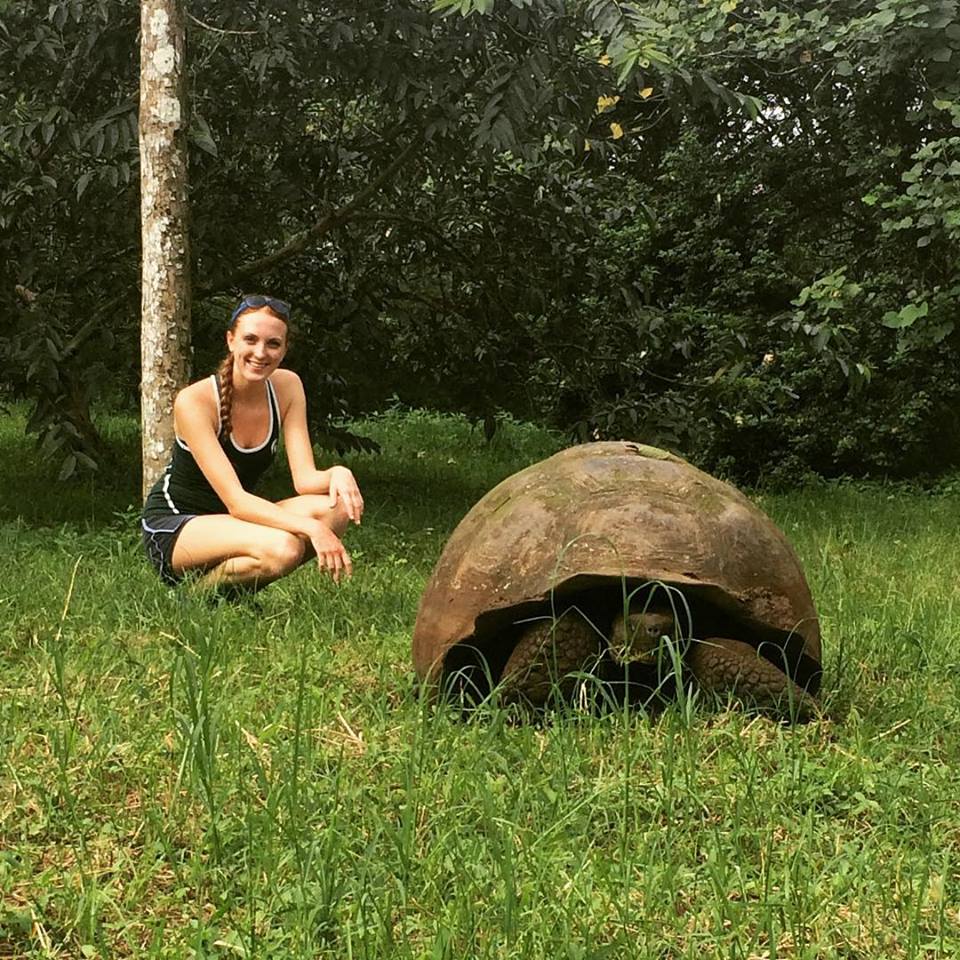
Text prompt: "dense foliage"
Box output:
[[1, 0, 959, 482]]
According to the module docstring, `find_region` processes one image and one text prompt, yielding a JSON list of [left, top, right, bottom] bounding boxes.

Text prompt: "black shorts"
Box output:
[[141, 513, 198, 586]]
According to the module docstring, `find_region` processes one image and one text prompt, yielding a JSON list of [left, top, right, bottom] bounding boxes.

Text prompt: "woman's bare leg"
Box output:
[[273, 495, 351, 565], [274, 494, 350, 539], [171, 496, 351, 590], [172, 515, 303, 589]]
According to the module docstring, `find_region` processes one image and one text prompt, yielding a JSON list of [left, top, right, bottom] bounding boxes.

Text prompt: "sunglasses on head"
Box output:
[[231, 294, 291, 325]]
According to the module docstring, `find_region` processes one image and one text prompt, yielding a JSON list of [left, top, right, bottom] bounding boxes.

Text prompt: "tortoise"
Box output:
[[412, 441, 823, 720]]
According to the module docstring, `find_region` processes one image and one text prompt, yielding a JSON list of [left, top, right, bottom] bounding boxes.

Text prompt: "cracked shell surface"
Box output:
[[412, 441, 820, 683]]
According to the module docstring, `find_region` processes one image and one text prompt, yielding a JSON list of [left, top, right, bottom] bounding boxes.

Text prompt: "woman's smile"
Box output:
[[227, 309, 288, 383]]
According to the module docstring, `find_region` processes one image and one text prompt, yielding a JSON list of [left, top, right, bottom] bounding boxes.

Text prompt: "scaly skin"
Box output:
[[686, 636, 818, 721], [608, 608, 819, 721], [500, 613, 602, 706]]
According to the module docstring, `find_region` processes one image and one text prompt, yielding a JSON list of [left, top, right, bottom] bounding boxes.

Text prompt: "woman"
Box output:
[[141, 294, 363, 590]]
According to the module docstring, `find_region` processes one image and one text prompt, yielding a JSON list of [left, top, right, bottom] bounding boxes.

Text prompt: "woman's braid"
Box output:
[[217, 353, 234, 439]]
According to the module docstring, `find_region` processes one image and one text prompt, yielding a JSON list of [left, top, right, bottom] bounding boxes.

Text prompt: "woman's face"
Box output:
[[226, 309, 288, 382]]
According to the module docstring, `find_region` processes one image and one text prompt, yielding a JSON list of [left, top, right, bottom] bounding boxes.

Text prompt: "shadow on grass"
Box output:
[[0, 410, 142, 527], [3, 405, 546, 532]]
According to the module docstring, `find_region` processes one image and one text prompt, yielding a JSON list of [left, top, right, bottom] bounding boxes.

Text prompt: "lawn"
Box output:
[[1, 408, 958, 958]]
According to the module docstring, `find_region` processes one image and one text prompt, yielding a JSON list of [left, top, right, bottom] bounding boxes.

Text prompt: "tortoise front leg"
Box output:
[[500, 613, 602, 706], [686, 637, 819, 721]]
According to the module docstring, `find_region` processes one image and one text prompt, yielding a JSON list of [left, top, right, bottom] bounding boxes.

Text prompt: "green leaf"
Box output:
[[737, 93, 762, 121], [58, 454, 77, 482], [929, 321, 955, 343], [189, 114, 218, 157], [882, 301, 929, 328], [76, 171, 92, 200], [75, 451, 99, 472], [430, 0, 469, 12], [612, 48, 641, 87], [590, 0, 626, 38], [645, 47, 673, 67]]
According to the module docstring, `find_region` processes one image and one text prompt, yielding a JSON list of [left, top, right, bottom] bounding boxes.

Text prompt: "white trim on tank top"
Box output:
[[173, 375, 277, 453]]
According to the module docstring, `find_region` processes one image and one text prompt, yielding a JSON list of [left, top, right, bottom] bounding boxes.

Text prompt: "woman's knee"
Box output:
[[296, 495, 350, 534], [260, 532, 305, 577], [324, 497, 350, 534]]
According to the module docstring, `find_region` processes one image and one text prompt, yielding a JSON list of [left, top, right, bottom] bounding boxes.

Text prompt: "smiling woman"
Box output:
[[140, 294, 364, 592]]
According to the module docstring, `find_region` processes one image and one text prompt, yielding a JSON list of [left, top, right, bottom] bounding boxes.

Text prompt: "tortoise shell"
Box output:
[[412, 441, 821, 691]]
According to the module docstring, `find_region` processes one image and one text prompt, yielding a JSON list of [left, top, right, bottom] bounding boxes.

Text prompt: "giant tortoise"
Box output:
[[412, 441, 823, 719]]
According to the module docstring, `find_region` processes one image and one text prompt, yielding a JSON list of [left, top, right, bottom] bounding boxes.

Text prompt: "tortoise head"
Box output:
[[608, 606, 676, 665]]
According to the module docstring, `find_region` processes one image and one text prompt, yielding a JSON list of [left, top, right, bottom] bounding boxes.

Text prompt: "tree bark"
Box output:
[[139, 0, 190, 497]]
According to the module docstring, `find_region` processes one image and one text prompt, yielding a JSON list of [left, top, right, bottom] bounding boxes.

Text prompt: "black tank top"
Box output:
[[143, 375, 281, 517]]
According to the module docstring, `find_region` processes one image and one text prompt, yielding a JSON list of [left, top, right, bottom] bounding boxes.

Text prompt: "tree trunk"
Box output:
[[139, 0, 191, 497]]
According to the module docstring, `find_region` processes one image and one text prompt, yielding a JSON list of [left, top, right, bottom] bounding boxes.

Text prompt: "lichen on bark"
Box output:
[[139, 0, 191, 497]]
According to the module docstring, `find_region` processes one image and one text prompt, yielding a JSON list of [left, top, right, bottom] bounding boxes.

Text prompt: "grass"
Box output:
[[1, 407, 959, 958]]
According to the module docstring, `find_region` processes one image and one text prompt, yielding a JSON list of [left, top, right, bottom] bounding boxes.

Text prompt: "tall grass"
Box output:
[[1, 408, 958, 958]]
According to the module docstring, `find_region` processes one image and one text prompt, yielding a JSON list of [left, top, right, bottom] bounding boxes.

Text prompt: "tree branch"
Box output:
[[348, 211, 479, 268], [61, 134, 423, 360], [61, 290, 135, 362], [186, 13, 259, 36], [196, 133, 423, 297]]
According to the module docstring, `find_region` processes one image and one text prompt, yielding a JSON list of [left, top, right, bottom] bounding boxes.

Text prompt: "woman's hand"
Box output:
[[307, 521, 353, 583], [327, 465, 364, 525]]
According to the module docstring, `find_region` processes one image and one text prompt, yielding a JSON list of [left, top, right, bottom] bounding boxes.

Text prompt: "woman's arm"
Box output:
[[275, 370, 364, 524], [174, 383, 332, 538]]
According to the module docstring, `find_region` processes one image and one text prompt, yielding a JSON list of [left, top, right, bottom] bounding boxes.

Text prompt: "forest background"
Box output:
[[2, 0, 959, 484]]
